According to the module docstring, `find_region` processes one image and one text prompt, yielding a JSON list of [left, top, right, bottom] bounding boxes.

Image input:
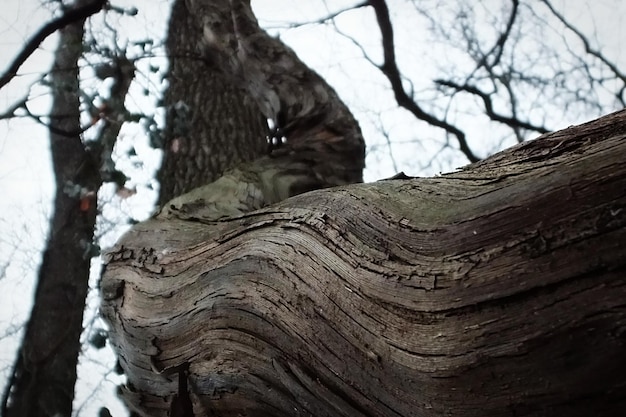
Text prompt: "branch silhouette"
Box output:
[[368, 0, 480, 163], [0, 0, 106, 91]]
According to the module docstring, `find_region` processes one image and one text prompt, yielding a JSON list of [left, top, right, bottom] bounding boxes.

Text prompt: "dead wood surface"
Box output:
[[101, 110, 626, 416]]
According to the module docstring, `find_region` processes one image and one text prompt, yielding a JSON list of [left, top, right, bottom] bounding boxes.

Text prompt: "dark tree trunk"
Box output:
[[157, 0, 268, 204], [102, 110, 626, 417], [2, 5, 99, 417]]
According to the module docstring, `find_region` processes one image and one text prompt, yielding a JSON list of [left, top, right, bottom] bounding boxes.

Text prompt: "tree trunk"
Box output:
[[2, 3, 100, 416], [101, 109, 626, 416], [157, 0, 268, 205]]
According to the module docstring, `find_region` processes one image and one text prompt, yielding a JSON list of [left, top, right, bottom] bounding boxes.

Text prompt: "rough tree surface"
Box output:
[[156, 0, 269, 205], [101, 110, 626, 417]]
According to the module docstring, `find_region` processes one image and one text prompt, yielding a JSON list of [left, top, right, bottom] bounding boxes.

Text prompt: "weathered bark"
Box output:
[[137, 1, 365, 415], [1, 2, 103, 416], [157, 0, 268, 204], [101, 110, 626, 416]]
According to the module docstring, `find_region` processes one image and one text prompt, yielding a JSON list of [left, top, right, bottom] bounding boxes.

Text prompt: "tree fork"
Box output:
[[101, 110, 626, 416]]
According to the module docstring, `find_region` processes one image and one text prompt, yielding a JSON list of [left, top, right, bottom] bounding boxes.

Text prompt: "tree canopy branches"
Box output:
[[369, 0, 480, 162]]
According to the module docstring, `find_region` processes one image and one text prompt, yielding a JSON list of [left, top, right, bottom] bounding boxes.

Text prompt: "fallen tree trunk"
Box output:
[[101, 110, 626, 417]]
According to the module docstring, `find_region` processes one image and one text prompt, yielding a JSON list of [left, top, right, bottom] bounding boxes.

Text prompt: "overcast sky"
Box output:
[[1, 0, 625, 415]]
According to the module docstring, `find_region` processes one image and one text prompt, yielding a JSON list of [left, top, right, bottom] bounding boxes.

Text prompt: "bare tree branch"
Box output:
[[368, 0, 480, 163], [541, 0, 626, 106], [262, 1, 369, 30], [0, 0, 106, 91], [476, 0, 519, 72], [435, 79, 550, 134], [541, 0, 626, 86], [0, 97, 27, 120]]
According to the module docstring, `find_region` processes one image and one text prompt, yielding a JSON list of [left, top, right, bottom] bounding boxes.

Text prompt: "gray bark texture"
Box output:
[[101, 109, 626, 417], [157, 0, 269, 205], [183, 0, 366, 186]]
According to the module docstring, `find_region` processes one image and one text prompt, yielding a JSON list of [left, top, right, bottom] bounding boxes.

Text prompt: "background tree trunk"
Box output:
[[101, 110, 626, 416], [2, 3, 101, 416]]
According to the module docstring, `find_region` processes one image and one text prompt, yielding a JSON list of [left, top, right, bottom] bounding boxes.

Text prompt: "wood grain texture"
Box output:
[[101, 110, 626, 416]]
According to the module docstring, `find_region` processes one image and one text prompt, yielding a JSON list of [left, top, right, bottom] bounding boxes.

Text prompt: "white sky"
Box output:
[[0, 0, 625, 415]]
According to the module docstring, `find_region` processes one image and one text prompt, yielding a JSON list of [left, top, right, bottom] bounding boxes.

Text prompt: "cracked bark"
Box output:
[[102, 110, 626, 416]]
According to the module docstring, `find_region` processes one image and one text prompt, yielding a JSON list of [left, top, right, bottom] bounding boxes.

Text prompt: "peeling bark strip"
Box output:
[[101, 110, 626, 417]]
